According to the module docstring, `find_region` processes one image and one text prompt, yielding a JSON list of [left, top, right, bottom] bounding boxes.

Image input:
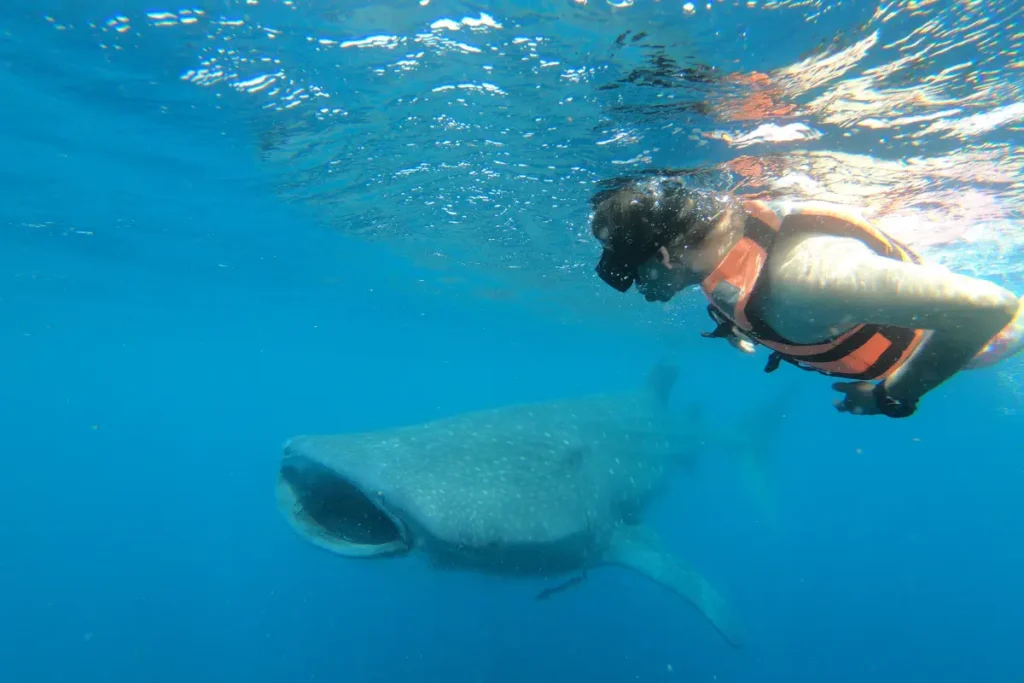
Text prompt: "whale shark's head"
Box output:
[[276, 435, 413, 558]]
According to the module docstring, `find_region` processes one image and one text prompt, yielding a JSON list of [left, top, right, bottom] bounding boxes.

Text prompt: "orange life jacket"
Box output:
[[699, 200, 928, 381]]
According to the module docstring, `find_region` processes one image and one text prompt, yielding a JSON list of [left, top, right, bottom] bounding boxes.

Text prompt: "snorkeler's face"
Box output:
[[633, 247, 702, 302]]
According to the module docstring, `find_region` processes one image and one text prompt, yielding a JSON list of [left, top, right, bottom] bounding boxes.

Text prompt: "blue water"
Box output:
[[3, 1, 1023, 682]]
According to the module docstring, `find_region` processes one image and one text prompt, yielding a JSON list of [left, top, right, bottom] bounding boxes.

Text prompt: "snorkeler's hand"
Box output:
[[832, 381, 917, 418], [831, 381, 882, 416]]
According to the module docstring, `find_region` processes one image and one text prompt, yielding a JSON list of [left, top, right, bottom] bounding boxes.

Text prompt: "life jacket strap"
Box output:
[[764, 350, 820, 374], [701, 305, 740, 340]]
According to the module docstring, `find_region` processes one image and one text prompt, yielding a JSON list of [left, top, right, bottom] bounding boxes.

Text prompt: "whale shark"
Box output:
[[276, 363, 769, 648]]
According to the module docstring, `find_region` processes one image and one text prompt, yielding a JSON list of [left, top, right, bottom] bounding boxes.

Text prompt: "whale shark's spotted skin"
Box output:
[[277, 364, 752, 648]]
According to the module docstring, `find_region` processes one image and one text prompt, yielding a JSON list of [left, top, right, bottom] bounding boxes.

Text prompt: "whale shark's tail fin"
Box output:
[[638, 358, 793, 517], [718, 381, 800, 526], [645, 360, 679, 406], [602, 524, 746, 649]]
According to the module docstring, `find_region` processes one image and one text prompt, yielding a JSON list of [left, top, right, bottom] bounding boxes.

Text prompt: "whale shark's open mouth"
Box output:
[[277, 457, 411, 558]]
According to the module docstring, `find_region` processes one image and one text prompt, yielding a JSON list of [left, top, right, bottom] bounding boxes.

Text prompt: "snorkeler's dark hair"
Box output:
[[592, 179, 730, 292]]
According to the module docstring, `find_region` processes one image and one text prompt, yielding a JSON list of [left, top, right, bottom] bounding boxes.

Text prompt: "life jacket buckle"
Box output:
[[701, 320, 735, 340], [701, 305, 735, 338], [702, 305, 759, 354]]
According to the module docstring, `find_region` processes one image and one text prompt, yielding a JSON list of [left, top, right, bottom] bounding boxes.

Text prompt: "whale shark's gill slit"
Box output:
[[280, 461, 403, 548]]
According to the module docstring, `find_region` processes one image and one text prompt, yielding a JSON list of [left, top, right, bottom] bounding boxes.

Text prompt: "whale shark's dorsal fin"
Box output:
[[601, 525, 746, 649], [645, 361, 679, 406]]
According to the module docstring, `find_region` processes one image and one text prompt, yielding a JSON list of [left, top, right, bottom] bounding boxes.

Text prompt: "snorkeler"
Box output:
[[590, 177, 1024, 418]]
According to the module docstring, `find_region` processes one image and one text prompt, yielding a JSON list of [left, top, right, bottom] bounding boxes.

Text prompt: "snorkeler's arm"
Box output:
[[774, 236, 1019, 402]]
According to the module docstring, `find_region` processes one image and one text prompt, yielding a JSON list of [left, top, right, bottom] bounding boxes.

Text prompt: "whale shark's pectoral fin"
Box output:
[[533, 571, 588, 601], [602, 525, 746, 649]]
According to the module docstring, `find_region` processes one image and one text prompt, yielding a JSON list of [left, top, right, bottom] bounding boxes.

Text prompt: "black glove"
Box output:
[[832, 381, 918, 418]]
